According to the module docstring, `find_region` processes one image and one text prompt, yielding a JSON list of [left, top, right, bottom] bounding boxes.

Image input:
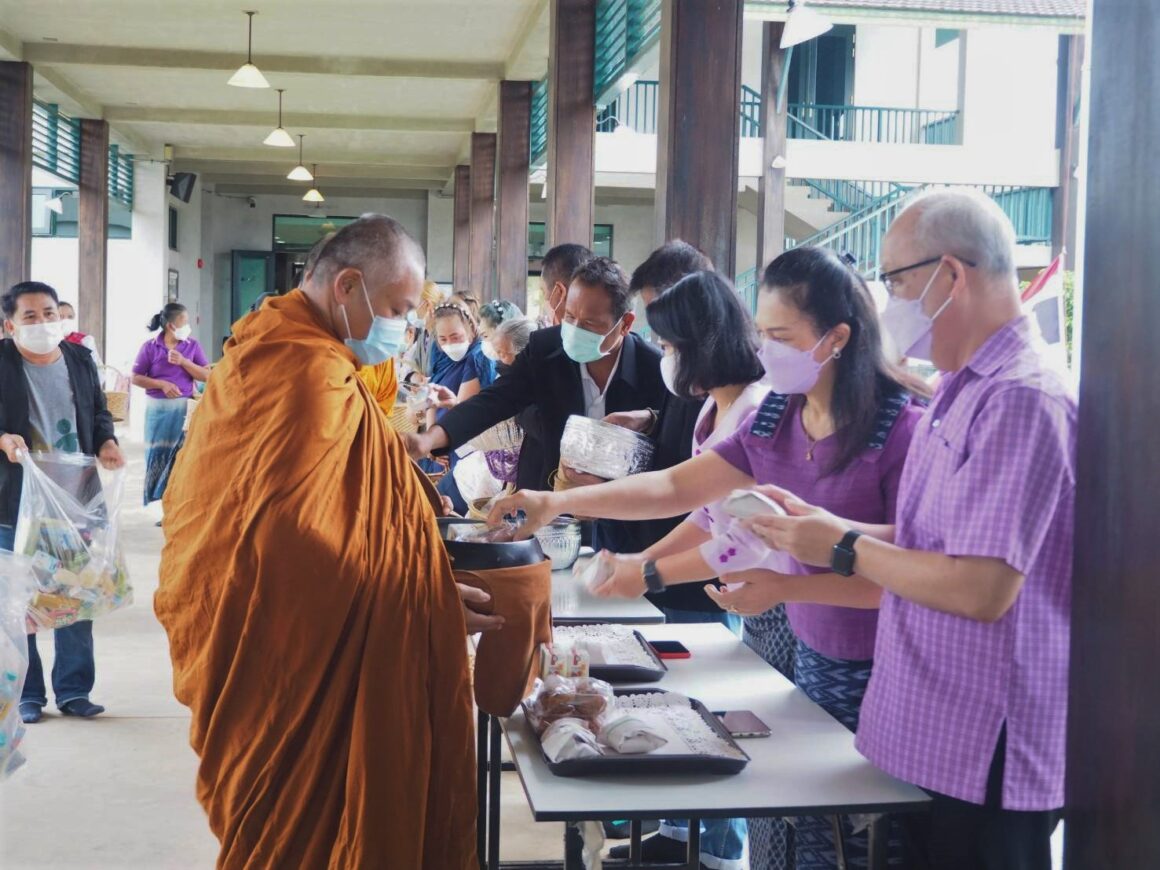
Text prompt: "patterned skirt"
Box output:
[[143, 397, 188, 506], [743, 605, 795, 870]]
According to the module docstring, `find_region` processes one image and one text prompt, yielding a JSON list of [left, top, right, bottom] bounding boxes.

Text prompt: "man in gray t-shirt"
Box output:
[[24, 355, 79, 453]]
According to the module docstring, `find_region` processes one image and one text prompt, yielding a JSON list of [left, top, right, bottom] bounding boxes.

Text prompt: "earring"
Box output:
[[833, 348, 842, 359]]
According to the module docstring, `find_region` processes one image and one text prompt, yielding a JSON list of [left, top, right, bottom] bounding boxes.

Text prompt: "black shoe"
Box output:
[[60, 699, 105, 718], [19, 702, 42, 724], [608, 833, 697, 864], [602, 819, 660, 840]]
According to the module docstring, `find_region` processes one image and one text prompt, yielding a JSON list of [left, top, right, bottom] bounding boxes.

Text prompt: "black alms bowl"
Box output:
[[436, 518, 547, 571]]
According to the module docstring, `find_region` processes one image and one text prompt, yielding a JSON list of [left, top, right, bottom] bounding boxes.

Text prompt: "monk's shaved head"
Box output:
[[309, 214, 425, 288]]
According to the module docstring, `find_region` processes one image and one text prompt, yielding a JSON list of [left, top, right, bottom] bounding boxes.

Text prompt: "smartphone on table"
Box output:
[[714, 710, 772, 738], [648, 640, 691, 660]]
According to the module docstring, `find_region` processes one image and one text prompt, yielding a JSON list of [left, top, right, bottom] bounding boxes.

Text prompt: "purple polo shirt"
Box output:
[[132, 334, 208, 399], [856, 316, 1076, 811], [713, 393, 921, 661]]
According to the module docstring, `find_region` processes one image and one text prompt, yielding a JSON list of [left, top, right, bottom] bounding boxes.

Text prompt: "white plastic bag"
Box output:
[[15, 452, 132, 631], [0, 551, 34, 777]]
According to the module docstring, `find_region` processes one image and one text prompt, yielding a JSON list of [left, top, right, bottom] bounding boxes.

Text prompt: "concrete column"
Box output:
[[655, 0, 744, 275], [452, 165, 471, 289], [496, 81, 532, 308], [546, 0, 596, 248], [0, 62, 33, 291], [757, 21, 789, 274], [469, 133, 497, 300], [78, 119, 110, 357], [1067, 1, 1160, 867]]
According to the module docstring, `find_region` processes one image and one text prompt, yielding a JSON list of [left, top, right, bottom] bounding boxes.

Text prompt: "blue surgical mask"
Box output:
[[561, 318, 623, 365], [340, 281, 407, 365]]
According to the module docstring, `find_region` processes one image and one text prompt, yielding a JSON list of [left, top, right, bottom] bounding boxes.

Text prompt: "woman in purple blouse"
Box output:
[[132, 303, 209, 505], [493, 247, 927, 869]]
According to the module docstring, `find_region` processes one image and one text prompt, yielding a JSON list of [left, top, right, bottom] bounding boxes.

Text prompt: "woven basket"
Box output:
[[465, 418, 524, 453], [387, 402, 418, 433], [100, 366, 131, 423]]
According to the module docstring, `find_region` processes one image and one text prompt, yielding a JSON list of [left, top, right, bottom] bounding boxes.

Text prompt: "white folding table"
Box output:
[[496, 624, 930, 870]]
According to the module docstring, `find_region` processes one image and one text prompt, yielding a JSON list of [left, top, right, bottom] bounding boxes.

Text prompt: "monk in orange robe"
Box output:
[[156, 215, 489, 869]]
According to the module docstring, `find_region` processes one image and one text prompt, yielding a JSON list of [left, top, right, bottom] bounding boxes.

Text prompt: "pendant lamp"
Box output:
[[781, 0, 833, 49], [302, 166, 325, 203], [288, 135, 314, 181], [263, 89, 295, 147], [228, 11, 270, 88]]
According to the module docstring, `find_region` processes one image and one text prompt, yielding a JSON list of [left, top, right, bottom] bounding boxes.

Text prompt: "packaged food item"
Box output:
[[449, 521, 520, 544], [540, 717, 603, 763], [15, 453, 132, 632], [540, 643, 570, 679], [574, 551, 616, 593], [598, 714, 669, 755], [0, 551, 34, 778], [525, 674, 615, 733]]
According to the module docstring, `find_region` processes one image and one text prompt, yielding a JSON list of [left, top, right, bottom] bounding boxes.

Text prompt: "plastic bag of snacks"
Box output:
[[15, 452, 132, 632], [525, 674, 615, 734], [0, 551, 35, 778]]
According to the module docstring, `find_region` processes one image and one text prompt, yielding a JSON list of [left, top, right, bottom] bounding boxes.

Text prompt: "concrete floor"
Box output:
[[0, 437, 1064, 869], [0, 438, 563, 868]]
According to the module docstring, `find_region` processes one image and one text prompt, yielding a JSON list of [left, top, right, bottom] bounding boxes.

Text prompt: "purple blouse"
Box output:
[[712, 393, 921, 661], [133, 334, 208, 399]]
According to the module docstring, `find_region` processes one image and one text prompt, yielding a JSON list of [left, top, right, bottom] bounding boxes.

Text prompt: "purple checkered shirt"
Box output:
[[856, 316, 1076, 810]]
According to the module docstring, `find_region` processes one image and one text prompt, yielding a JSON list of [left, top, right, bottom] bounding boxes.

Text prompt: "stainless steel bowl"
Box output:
[[534, 519, 583, 571]]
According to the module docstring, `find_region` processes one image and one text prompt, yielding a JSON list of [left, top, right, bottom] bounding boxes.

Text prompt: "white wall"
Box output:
[[425, 190, 455, 283], [854, 26, 922, 107], [960, 28, 1058, 152]]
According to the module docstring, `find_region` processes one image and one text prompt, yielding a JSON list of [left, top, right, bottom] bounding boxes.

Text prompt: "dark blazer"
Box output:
[[439, 326, 668, 494], [0, 339, 116, 528]]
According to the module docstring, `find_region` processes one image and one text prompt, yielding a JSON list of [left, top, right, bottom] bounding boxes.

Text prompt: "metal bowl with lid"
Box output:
[[436, 518, 547, 571]]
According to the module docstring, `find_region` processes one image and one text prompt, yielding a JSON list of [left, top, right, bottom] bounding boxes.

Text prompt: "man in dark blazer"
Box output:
[[406, 257, 667, 552]]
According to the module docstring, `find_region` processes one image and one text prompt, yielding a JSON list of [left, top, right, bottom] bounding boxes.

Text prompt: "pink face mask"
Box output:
[[758, 333, 833, 395]]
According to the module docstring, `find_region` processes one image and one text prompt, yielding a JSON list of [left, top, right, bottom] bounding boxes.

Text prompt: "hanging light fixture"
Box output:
[[781, 0, 833, 49], [302, 165, 325, 203], [46, 191, 74, 214], [287, 134, 314, 181], [263, 89, 295, 147], [228, 11, 270, 88]]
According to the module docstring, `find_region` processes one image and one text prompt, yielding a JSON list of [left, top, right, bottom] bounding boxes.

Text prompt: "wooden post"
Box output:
[[757, 21, 788, 274], [78, 119, 110, 357], [546, 0, 596, 248], [496, 81, 532, 308], [469, 133, 497, 299], [453, 165, 471, 289], [1052, 33, 1085, 260], [655, 0, 744, 276], [0, 62, 33, 292], [1066, 1, 1160, 867]]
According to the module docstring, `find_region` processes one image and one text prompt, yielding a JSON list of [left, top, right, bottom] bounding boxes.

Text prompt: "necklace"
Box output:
[[801, 413, 818, 462]]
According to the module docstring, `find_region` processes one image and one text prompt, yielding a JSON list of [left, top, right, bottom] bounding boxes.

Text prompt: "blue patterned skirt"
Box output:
[[144, 397, 187, 505]]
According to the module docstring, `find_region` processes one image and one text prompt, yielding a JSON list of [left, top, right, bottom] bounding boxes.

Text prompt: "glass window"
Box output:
[[30, 187, 132, 239], [527, 222, 613, 259], [168, 207, 178, 251], [272, 214, 358, 252]]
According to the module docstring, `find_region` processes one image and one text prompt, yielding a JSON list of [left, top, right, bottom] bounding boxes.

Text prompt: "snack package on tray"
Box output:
[[525, 674, 614, 734], [15, 452, 132, 632], [0, 551, 35, 778]]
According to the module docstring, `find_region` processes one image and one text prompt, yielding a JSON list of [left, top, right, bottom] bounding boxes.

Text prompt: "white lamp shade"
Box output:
[[228, 62, 270, 89], [46, 196, 65, 214], [781, 3, 833, 49], [302, 187, 325, 203], [263, 126, 296, 147], [287, 164, 314, 182]]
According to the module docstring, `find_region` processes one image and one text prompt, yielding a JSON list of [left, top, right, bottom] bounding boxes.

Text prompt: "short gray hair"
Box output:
[[309, 213, 425, 285], [899, 188, 1017, 277], [494, 316, 534, 355]]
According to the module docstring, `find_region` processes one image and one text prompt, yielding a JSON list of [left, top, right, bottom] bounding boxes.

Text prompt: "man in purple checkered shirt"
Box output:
[[747, 189, 1075, 870]]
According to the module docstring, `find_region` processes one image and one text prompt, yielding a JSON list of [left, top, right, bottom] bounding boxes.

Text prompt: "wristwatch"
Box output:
[[641, 559, 666, 594], [831, 530, 863, 577]]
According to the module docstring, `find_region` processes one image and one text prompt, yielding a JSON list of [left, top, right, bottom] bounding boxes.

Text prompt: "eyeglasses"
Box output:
[[878, 255, 976, 296]]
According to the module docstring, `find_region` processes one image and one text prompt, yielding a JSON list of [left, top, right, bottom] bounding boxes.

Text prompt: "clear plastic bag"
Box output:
[[525, 674, 615, 734], [0, 551, 34, 778], [15, 452, 132, 632]]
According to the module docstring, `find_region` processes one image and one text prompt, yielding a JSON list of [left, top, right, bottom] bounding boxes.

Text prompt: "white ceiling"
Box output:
[[0, 0, 550, 195]]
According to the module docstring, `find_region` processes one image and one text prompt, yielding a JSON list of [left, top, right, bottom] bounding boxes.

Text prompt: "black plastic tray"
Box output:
[[582, 630, 667, 684], [532, 689, 750, 778]]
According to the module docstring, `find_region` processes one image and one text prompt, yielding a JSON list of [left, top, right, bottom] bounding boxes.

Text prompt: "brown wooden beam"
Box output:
[[78, 119, 109, 357], [655, 0, 744, 276], [1066, 0, 1160, 866], [757, 21, 788, 275], [496, 81, 532, 309], [469, 133, 497, 299], [452, 165, 472, 289], [1052, 33, 1084, 260], [546, 0, 596, 249], [0, 62, 33, 292]]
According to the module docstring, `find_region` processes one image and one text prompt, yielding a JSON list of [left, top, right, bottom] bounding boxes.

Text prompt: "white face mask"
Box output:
[[660, 350, 681, 396], [60, 318, 79, 335], [879, 261, 953, 362], [480, 340, 498, 361], [442, 341, 470, 362], [172, 324, 193, 342], [16, 320, 65, 355]]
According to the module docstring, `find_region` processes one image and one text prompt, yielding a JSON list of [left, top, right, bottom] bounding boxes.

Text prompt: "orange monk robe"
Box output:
[[156, 290, 477, 870], [357, 357, 398, 419]]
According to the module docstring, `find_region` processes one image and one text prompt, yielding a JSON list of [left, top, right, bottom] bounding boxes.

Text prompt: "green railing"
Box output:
[[596, 80, 659, 134], [740, 85, 762, 137], [594, 0, 662, 103], [530, 77, 548, 166], [788, 104, 962, 145], [792, 179, 906, 214]]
